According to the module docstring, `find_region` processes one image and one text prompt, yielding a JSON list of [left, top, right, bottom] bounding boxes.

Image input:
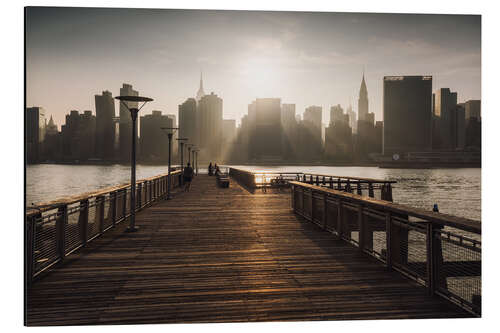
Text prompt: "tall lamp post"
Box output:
[[187, 144, 194, 165], [161, 127, 178, 200], [176, 138, 188, 185], [193, 149, 199, 175], [115, 95, 153, 232]]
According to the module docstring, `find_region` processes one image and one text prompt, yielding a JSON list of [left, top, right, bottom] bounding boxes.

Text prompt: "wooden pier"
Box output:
[[26, 173, 476, 326]]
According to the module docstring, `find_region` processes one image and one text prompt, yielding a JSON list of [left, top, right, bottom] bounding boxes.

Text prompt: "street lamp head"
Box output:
[[115, 96, 154, 102]]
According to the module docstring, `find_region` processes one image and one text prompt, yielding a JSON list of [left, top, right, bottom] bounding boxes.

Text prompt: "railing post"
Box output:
[[137, 183, 142, 208], [56, 205, 68, 260], [79, 199, 89, 246], [26, 213, 39, 286], [323, 193, 328, 229], [111, 191, 117, 226], [302, 186, 305, 216], [385, 211, 392, 269], [329, 177, 333, 189], [337, 178, 341, 190], [291, 184, 296, 212], [97, 195, 105, 234], [426, 221, 435, 295], [368, 182, 374, 198], [336, 199, 342, 237], [322, 176, 326, 186], [357, 182, 362, 195], [315, 175, 319, 186], [310, 189, 314, 221], [358, 204, 364, 251]]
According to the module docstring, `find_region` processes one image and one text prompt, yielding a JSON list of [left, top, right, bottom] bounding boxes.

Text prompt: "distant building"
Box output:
[[465, 100, 481, 122], [346, 104, 357, 134], [464, 100, 481, 150], [304, 105, 322, 144], [198, 92, 223, 160], [281, 104, 296, 129], [43, 115, 61, 161], [223, 119, 236, 144], [26, 107, 46, 163], [165, 114, 178, 156], [95, 90, 116, 160], [119, 84, 139, 162], [178, 98, 198, 149], [330, 104, 349, 125], [61, 110, 96, 161], [433, 88, 458, 149], [140, 110, 173, 162], [358, 73, 369, 121], [251, 98, 283, 160], [325, 105, 352, 158], [196, 72, 206, 103], [383, 76, 433, 155]]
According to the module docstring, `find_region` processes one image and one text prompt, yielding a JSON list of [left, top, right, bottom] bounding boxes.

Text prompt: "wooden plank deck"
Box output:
[[26, 175, 470, 326]]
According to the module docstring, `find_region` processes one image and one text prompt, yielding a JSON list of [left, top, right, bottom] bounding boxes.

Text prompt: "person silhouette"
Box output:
[[183, 162, 194, 192], [208, 162, 213, 176]]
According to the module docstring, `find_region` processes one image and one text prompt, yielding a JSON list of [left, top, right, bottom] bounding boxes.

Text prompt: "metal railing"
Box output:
[[25, 170, 183, 285], [290, 181, 481, 316], [229, 168, 396, 199]]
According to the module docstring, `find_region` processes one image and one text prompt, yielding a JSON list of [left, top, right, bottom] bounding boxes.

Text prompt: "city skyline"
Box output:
[[26, 8, 480, 128]]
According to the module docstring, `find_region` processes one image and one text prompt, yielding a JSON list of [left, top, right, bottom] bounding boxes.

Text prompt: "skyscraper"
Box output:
[[26, 107, 46, 163], [383, 76, 433, 155], [140, 110, 173, 162], [346, 104, 357, 134], [358, 73, 369, 121], [196, 72, 206, 102], [251, 98, 283, 160], [178, 98, 198, 148], [303, 105, 322, 144], [95, 90, 116, 160], [119, 84, 139, 162], [198, 92, 223, 159], [433, 88, 458, 149]]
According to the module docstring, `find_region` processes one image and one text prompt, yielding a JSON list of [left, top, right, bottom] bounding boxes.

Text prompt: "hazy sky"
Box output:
[[26, 7, 481, 128]]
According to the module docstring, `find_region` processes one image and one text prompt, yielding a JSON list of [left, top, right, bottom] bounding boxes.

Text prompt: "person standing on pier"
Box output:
[[208, 162, 213, 176], [183, 162, 194, 192]]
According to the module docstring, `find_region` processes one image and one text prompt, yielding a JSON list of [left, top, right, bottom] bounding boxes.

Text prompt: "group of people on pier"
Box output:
[[208, 162, 221, 176]]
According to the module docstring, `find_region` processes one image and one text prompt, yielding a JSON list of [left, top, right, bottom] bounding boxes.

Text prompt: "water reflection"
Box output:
[[26, 164, 480, 220]]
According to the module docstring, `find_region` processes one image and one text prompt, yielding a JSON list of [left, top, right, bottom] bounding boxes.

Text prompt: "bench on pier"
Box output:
[[216, 168, 230, 188]]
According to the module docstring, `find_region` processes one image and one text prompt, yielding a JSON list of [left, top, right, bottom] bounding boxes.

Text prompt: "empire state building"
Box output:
[[196, 72, 206, 102]]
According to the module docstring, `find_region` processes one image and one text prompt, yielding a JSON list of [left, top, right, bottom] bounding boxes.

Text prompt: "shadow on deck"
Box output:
[[26, 175, 470, 325]]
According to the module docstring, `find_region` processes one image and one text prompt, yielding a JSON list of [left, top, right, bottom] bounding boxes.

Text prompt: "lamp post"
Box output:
[[187, 144, 193, 165], [176, 138, 188, 185], [115, 95, 153, 232], [193, 149, 199, 175], [161, 127, 178, 200]]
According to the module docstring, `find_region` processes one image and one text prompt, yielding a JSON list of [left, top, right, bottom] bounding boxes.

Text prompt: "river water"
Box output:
[[26, 164, 481, 221]]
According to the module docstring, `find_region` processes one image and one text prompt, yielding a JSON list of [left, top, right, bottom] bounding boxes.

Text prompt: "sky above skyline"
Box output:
[[26, 7, 481, 128]]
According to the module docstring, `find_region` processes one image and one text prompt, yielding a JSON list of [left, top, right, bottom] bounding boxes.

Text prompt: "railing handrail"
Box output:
[[228, 167, 395, 184], [289, 181, 481, 234], [27, 170, 182, 217]]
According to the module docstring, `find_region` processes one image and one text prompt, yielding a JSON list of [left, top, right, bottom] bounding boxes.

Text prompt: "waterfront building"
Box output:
[[119, 83, 139, 162], [465, 100, 481, 122], [346, 104, 357, 134], [61, 110, 96, 161], [26, 106, 46, 163], [304, 105, 323, 144], [383, 75, 433, 155], [198, 92, 223, 160], [325, 106, 353, 159], [178, 97, 198, 150], [433, 88, 458, 150], [140, 110, 173, 162], [250, 98, 283, 161], [95, 90, 116, 160], [464, 100, 481, 150]]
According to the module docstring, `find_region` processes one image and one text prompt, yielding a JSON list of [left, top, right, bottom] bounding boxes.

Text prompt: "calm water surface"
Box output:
[[26, 164, 481, 221]]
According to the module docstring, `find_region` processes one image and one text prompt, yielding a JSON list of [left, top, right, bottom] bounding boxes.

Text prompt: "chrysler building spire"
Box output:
[[358, 71, 369, 121]]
